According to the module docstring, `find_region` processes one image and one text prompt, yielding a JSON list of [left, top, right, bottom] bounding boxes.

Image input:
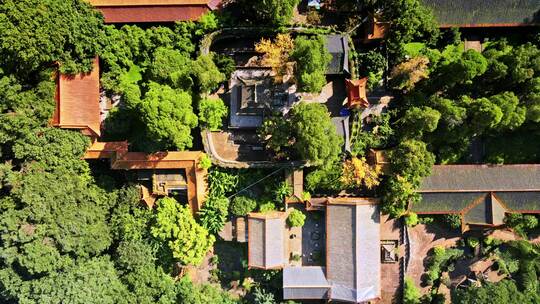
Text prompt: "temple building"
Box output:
[[412, 165, 540, 232], [247, 198, 382, 303], [53, 58, 207, 213], [86, 0, 222, 23]]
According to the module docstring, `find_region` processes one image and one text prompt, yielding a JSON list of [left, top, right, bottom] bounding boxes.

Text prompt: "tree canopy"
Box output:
[[139, 82, 198, 151], [0, 0, 104, 75], [291, 36, 331, 93], [198, 97, 228, 131], [235, 0, 300, 25], [151, 197, 215, 266], [260, 102, 343, 165]]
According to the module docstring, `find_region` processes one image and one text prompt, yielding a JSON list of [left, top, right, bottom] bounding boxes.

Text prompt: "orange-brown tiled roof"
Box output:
[[84, 142, 207, 213], [88, 0, 209, 5], [346, 78, 369, 109], [86, 0, 220, 23], [53, 58, 101, 137]]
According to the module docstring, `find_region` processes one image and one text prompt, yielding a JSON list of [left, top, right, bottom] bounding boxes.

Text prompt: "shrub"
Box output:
[[287, 209, 306, 227], [403, 277, 421, 304], [425, 246, 464, 285], [301, 191, 311, 201], [230, 196, 257, 216], [198, 153, 212, 170], [442, 214, 462, 229], [259, 202, 276, 213], [404, 212, 419, 227], [467, 237, 479, 249], [504, 213, 539, 237], [290, 253, 301, 262], [198, 97, 228, 131]]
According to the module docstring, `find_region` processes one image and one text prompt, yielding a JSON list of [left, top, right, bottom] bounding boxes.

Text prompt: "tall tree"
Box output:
[[291, 36, 331, 93], [198, 97, 228, 131], [138, 82, 198, 151], [238, 0, 300, 25], [0, 0, 104, 74], [262, 102, 344, 165], [255, 34, 294, 83], [151, 198, 215, 266]]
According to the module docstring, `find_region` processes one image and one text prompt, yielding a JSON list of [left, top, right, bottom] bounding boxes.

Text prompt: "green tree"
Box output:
[[10, 258, 130, 304], [260, 103, 342, 165], [253, 287, 276, 304], [382, 0, 440, 59], [403, 277, 421, 304], [287, 209, 306, 227], [489, 92, 526, 131], [291, 36, 331, 93], [289, 102, 343, 165], [151, 198, 215, 266], [239, 0, 300, 25], [191, 54, 225, 93], [230, 195, 258, 216], [452, 280, 540, 304], [177, 277, 238, 304], [383, 140, 434, 216], [150, 47, 193, 89], [504, 213, 539, 237], [115, 240, 178, 304], [465, 96, 503, 132], [198, 97, 228, 131], [389, 139, 435, 184], [400, 106, 441, 138], [0, 0, 104, 74], [139, 82, 198, 151], [199, 196, 229, 233]]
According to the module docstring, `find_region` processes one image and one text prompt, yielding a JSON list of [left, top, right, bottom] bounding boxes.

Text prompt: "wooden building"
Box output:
[[52, 57, 101, 137], [412, 165, 540, 232], [345, 78, 369, 109], [86, 0, 222, 23], [53, 58, 207, 213], [85, 141, 208, 213]]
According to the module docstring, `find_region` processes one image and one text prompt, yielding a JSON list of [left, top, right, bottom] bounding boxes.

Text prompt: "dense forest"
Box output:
[[1, 0, 539, 303]]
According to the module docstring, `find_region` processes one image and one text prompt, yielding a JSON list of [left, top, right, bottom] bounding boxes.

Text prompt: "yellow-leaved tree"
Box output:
[[341, 157, 382, 190], [255, 33, 294, 83]]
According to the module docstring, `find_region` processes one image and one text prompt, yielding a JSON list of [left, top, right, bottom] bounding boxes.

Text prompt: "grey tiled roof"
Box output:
[[247, 216, 286, 268], [325, 35, 349, 75], [419, 165, 540, 192], [494, 192, 540, 212], [413, 192, 483, 213], [464, 197, 490, 224], [414, 191, 540, 225], [422, 0, 540, 26], [283, 266, 330, 299], [326, 204, 381, 303]]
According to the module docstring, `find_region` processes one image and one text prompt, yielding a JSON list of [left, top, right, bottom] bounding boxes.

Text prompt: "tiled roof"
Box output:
[[87, 0, 209, 6], [419, 165, 540, 192], [325, 35, 349, 75], [83, 142, 207, 213], [493, 192, 540, 212], [86, 0, 220, 23], [283, 266, 330, 300], [412, 192, 483, 213], [422, 0, 540, 27], [53, 58, 101, 137], [247, 213, 287, 269], [326, 202, 380, 303]]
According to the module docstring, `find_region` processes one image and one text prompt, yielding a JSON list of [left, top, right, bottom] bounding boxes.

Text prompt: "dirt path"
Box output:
[[406, 224, 461, 294]]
